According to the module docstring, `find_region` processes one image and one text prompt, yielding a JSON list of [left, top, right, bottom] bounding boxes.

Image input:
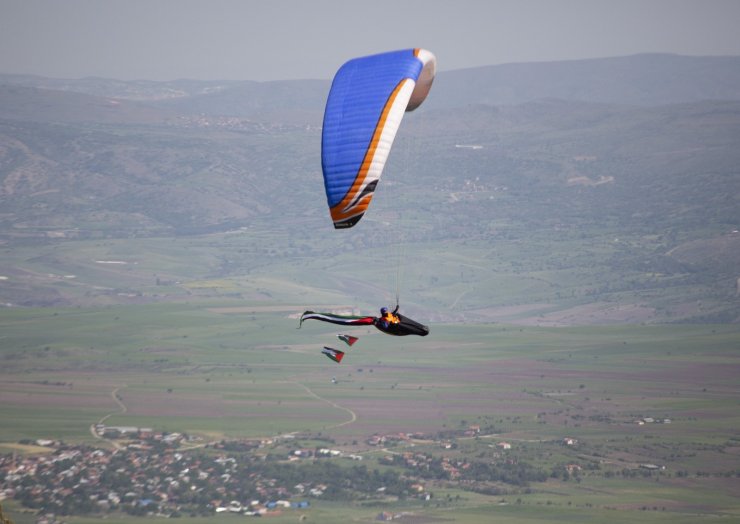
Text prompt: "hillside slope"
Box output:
[[1, 54, 739, 322]]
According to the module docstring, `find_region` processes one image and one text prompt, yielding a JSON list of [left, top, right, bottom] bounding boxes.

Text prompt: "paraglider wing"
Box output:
[[322, 48, 436, 228], [322, 346, 345, 363]]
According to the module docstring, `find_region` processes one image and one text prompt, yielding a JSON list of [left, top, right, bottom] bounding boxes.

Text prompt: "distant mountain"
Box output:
[[3, 54, 740, 122], [137, 53, 740, 117], [0, 84, 179, 124], [0, 74, 240, 101], [153, 79, 330, 124], [1, 56, 739, 244], [1, 92, 738, 240], [1, 54, 739, 320], [431, 54, 740, 108]]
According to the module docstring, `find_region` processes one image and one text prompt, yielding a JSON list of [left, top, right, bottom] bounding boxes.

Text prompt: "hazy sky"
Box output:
[[1, 0, 740, 81]]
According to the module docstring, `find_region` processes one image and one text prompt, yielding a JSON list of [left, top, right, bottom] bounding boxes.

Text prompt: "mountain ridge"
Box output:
[[1, 54, 739, 321], [3, 53, 740, 118]]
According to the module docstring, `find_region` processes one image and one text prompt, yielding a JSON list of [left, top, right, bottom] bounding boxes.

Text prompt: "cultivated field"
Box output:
[[1, 302, 739, 523]]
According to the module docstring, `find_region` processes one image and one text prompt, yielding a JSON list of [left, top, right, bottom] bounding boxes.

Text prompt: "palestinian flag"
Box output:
[[337, 334, 359, 346], [299, 311, 375, 328], [322, 346, 345, 363]]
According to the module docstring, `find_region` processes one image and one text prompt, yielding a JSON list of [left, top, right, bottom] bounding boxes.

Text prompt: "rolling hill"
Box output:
[[1, 53, 739, 322]]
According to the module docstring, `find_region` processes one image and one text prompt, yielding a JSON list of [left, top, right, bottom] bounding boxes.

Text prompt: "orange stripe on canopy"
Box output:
[[330, 79, 409, 223]]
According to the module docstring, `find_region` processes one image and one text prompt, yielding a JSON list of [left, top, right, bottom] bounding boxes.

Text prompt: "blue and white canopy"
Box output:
[[321, 48, 436, 228]]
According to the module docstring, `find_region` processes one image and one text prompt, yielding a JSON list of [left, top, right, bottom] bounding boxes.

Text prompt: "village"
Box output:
[[1, 438, 318, 519], [1, 419, 673, 521], [0, 426, 440, 520]]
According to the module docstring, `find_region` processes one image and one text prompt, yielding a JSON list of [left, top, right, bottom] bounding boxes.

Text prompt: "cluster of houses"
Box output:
[[2, 424, 630, 519], [214, 498, 310, 516], [376, 510, 415, 521], [94, 425, 192, 446], [379, 450, 476, 482], [3, 428, 447, 519], [366, 432, 422, 447], [0, 440, 316, 518], [289, 447, 362, 462], [95, 424, 219, 445], [173, 114, 303, 133], [634, 417, 671, 425]]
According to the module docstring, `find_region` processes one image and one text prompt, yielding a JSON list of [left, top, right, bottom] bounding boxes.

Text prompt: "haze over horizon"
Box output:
[[2, 0, 740, 82]]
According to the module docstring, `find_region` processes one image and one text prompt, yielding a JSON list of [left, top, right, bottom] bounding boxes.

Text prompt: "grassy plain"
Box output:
[[3, 60, 740, 523], [1, 220, 739, 523], [1, 298, 739, 523]]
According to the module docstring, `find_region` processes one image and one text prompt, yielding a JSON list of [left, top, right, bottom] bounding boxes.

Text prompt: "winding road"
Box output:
[[89, 385, 127, 449], [89, 381, 357, 450], [292, 381, 357, 429]]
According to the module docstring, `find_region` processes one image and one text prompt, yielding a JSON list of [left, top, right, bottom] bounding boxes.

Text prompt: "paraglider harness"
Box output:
[[376, 305, 400, 329], [298, 306, 429, 337]]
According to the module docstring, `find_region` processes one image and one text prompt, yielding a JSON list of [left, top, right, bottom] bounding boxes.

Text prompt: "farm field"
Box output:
[[1, 302, 739, 522], [2, 52, 740, 524], [3, 219, 739, 326]]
